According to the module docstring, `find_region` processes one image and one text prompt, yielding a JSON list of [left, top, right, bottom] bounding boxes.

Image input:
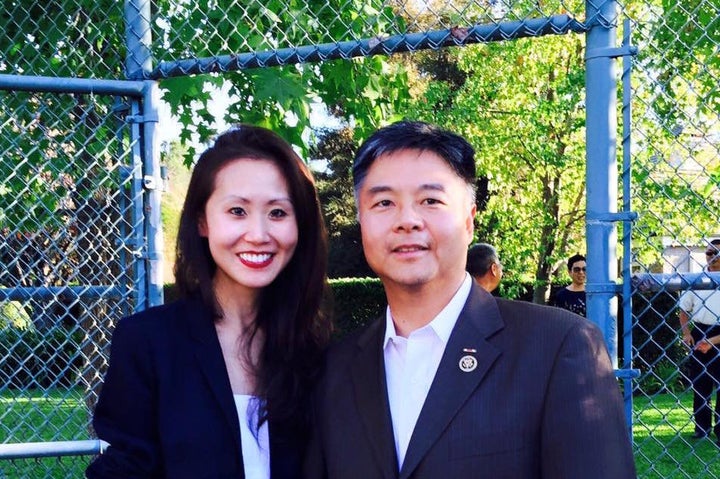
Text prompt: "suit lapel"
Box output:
[[399, 285, 503, 479], [350, 319, 399, 479], [185, 300, 243, 457]]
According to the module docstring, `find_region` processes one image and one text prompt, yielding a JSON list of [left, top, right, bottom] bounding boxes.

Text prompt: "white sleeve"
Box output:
[[679, 291, 695, 314]]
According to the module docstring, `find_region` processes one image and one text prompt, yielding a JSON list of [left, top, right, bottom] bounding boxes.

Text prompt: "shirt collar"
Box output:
[[383, 273, 473, 347]]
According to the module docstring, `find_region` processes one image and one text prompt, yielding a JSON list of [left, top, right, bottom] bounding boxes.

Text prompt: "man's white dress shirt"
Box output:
[[383, 273, 472, 469]]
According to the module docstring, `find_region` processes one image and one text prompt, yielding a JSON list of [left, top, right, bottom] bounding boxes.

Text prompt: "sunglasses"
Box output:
[[572, 267, 587, 273], [707, 251, 719, 257]]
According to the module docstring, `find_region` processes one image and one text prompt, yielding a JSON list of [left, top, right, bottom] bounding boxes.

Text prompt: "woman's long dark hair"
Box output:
[[174, 124, 331, 432]]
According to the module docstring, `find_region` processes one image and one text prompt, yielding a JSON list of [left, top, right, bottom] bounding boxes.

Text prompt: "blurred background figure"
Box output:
[[466, 243, 503, 293]]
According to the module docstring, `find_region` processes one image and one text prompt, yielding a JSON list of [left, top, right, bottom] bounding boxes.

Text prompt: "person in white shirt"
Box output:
[[679, 238, 720, 442], [305, 121, 636, 479]]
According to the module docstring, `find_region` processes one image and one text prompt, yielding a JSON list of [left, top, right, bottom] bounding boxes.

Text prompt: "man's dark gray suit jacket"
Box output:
[[306, 283, 636, 479]]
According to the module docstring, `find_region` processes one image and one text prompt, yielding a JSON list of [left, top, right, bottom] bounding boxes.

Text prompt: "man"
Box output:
[[679, 239, 720, 443], [552, 253, 587, 317], [306, 121, 635, 478], [466, 243, 502, 293]]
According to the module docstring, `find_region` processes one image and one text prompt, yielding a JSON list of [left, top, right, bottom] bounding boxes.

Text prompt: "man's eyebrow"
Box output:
[[366, 185, 393, 195], [366, 183, 446, 194], [419, 183, 445, 192]]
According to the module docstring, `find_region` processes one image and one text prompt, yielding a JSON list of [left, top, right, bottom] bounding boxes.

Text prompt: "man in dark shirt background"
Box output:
[[552, 254, 587, 317]]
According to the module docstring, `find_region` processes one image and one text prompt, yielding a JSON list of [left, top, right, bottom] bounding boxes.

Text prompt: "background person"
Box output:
[[466, 242, 502, 293], [679, 239, 720, 442], [86, 125, 331, 479], [551, 253, 587, 317], [306, 121, 636, 479]]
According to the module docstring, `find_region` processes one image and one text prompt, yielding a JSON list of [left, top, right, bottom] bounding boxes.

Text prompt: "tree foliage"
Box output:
[[400, 34, 587, 301], [311, 127, 375, 278], [625, 0, 720, 266], [154, 0, 412, 163]]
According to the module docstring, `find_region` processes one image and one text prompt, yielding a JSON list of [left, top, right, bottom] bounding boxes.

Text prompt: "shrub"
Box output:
[[328, 277, 385, 338], [632, 290, 688, 394], [0, 301, 32, 330], [0, 326, 84, 390], [636, 358, 689, 395]]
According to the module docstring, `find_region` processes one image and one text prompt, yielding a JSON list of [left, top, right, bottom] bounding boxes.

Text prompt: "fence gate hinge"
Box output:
[[127, 113, 159, 124], [143, 175, 158, 190], [586, 211, 639, 224], [585, 45, 638, 60]]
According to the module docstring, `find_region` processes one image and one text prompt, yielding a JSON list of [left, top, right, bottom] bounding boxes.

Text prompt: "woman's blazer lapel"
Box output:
[[184, 301, 244, 465]]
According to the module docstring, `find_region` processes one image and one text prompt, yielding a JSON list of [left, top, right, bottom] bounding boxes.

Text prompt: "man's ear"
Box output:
[[465, 203, 477, 243]]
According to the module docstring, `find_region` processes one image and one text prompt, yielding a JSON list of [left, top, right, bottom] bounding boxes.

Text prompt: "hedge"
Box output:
[[0, 327, 84, 390], [328, 277, 386, 337], [0, 280, 684, 391]]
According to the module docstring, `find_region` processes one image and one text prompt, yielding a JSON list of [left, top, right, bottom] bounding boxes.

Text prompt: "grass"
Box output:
[[0, 388, 92, 478], [3, 388, 720, 478], [634, 391, 720, 478]]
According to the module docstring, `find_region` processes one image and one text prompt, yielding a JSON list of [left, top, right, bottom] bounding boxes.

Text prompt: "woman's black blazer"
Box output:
[[86, 298, 303, 479]]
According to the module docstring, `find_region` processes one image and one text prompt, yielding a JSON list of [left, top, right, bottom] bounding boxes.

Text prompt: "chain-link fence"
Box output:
[[0, 86, 148, 476], [1, 0, 719, 477], [625, 0, 720, 476]]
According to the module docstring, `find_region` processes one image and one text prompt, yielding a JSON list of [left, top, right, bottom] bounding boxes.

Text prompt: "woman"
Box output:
[[86, 125, 331, 478]]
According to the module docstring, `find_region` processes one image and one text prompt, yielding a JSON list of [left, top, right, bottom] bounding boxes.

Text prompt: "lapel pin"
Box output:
[[459, 350, 478, 372]]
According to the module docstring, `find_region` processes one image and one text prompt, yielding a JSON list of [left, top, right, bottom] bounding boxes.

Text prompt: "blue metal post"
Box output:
[[620, 18, 636, 435], [585, 0, 619, 366], [0, 74, 145, 94], [142, 81, 164, 307], [153, 15, 586, 78], [0, 440, 107, 460], [125, 0, 152, 80], [125, 0, 164, 308], [128, 99, 147, 311]]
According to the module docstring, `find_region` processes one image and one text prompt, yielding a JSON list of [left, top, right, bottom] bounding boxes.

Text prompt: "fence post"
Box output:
[[125, 0, 152, 80], [585, 0, 620, 366], [125, 0, 164, 308], [142, 81, 164, 307]]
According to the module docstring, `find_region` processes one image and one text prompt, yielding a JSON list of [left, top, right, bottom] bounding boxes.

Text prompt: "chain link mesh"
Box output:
[[147, 0, 587, 74], [624, 0, 720, 476], [1, 0, 719, 477], [1, 1, 126, 78], [0, 90, 140, 477]]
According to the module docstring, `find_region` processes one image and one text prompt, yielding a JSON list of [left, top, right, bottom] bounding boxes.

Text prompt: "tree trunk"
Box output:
[[533, 282, 550, 305]]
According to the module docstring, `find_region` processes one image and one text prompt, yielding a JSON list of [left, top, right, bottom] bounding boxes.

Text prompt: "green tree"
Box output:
[[310, 127, 375, 278], [624, 0, 720, 267], [155, 0, 411, 163], [403, 34, 588, 302]]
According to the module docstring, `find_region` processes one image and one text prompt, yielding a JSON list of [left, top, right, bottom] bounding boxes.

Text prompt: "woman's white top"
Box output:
[[234, 394, 271, 479]]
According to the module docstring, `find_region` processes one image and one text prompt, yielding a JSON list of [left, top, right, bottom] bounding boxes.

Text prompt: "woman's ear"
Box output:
[[198, 215, 208, 237]]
